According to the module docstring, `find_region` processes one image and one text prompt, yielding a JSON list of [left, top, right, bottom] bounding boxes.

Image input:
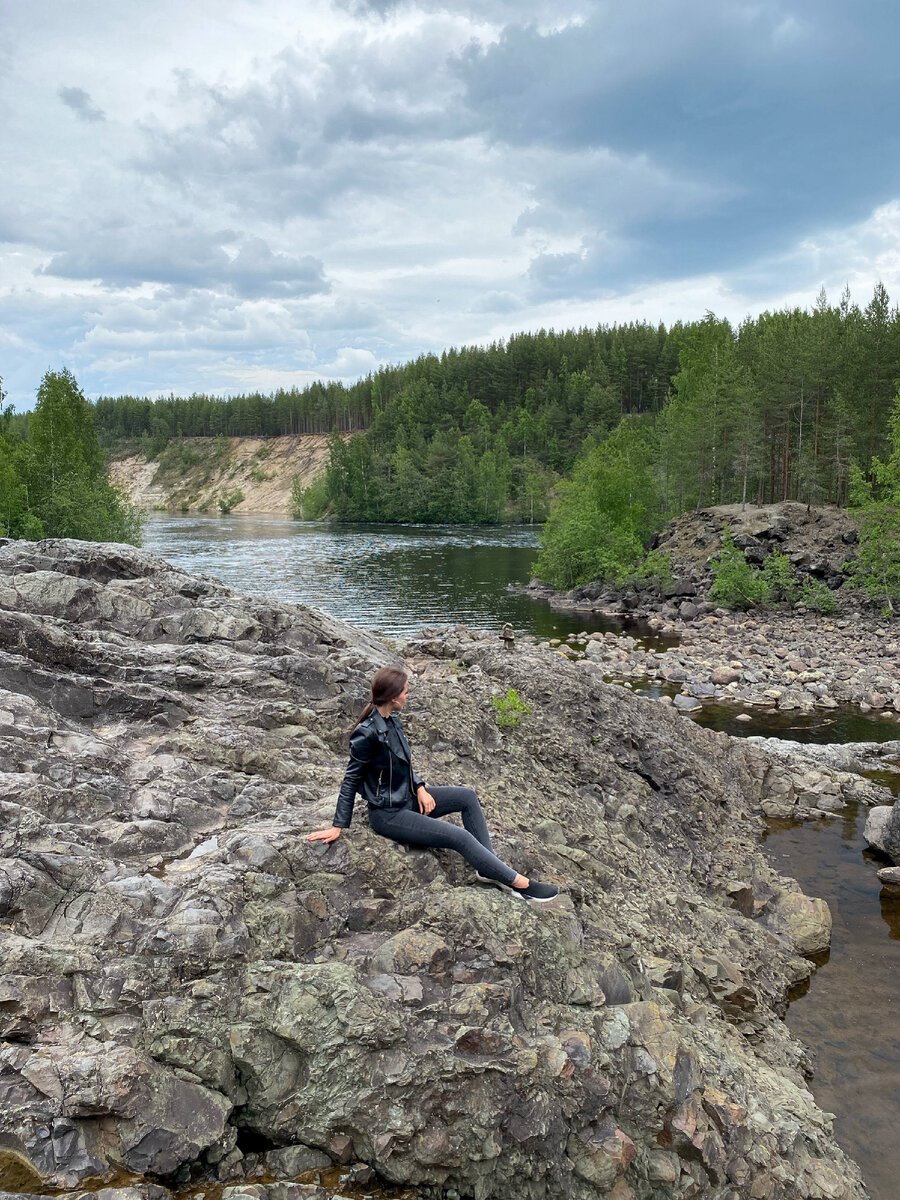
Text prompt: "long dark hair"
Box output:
[[352, 666, 408, 734]]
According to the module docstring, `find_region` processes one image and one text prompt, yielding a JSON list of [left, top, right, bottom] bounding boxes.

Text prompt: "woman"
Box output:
[[306, 666, 559, 902]]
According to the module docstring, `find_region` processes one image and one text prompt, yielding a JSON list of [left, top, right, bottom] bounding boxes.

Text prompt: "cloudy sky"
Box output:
[[3, 0, 900, 410]]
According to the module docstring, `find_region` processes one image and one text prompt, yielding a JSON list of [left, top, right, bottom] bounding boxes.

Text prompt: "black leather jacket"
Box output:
[[333, 710, 426, 828]]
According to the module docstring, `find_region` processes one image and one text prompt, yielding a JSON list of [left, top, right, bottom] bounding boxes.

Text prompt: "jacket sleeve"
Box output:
[[333, 723, 375, 828], [411, 763, 426, 792]]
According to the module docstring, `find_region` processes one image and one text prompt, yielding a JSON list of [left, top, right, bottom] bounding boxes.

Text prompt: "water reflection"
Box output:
[[694, 704, 900, 745], [879, 887, 900, 939], [763, 805, 900, 1200]]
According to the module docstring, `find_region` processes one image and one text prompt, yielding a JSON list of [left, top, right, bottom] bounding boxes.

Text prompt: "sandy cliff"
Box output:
[[108, 434, 333, 515]]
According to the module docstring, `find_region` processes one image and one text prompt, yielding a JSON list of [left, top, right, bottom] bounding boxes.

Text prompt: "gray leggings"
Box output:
[[367, 786, 517, 885]]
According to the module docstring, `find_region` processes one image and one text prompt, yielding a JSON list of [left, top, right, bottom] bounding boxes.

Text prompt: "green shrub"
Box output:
[[761, 549, 798, 604], [709, 530, 771, 609], [254, 445, 271, 460], [218, 489, 244, 514], [534, 419, 660, 588], [291, 473, 330, 520], [157, 438, 202, 474], [249, 466, 273, 483], [799, 577, 838, 614], [631, 550, 673, 590], [491, 688, 533, 728]]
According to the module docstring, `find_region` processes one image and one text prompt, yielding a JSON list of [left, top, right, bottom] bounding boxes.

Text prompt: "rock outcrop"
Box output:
[[525, 502, 861, 621], [652, 503, 857, 591], [0, 539, 870, 1200]]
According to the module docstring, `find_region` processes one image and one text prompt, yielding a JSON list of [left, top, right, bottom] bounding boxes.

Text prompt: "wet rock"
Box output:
[[864, 805, 900, 862]]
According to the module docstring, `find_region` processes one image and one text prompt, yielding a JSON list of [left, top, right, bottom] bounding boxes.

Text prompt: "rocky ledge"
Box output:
[[0, 540, 875, 1200]]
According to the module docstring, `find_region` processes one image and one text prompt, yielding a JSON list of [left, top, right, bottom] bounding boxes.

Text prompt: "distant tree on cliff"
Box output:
[[14, 369, 143, 544]]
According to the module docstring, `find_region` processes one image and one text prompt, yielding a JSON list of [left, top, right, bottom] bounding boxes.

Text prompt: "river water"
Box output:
[[142, 514, 642, 640], [143, 514, 896, 1200]]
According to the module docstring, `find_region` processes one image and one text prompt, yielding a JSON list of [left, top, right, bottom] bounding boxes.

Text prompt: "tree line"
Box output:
[[82, 284, 900, 528], [0, 370, 141, 543], [5, 284, 900, 590]]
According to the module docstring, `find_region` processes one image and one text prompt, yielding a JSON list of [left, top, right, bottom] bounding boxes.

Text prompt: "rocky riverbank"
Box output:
[[523, 502, 900, 721], [534, 610, 900, 721], [0, 539, 878, 1200], [526, 503, 858, 624]]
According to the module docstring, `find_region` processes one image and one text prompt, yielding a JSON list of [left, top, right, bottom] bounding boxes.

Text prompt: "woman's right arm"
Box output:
[[307, 723, 376, 841]]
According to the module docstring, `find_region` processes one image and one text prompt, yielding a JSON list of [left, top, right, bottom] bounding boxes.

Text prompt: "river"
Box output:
[[142, 514, 642, 640], [143, 514, 896, 1200]]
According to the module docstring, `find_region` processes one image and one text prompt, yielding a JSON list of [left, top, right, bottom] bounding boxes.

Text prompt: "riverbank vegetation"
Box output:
[[0, 369, 142, 543], [86, 284, 899, 527]]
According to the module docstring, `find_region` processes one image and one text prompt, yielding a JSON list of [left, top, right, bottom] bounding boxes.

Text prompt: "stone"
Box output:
[[765, 892, 832, 957], [725, 880, 755, 917], [710, 667, 742, 685], [673, 694, 702, 712], [864, 806, 900, 862], [370, 929, 452, 977], [263, 1147, 332, 1177], [0, 539, 869, 1200]]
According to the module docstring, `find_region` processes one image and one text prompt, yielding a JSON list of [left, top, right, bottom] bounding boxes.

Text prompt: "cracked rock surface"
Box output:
[[0, 539, 870, 1200]]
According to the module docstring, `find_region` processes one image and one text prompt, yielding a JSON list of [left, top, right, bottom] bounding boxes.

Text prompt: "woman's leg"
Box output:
[[369, 804, 517, 885], [427, 785, 494, 851]]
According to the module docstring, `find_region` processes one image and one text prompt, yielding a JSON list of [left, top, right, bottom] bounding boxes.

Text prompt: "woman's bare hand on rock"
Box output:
[[306, 826, 342, 843]]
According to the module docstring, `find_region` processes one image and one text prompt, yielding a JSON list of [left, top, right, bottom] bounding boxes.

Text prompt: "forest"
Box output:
[[4, 284, 900, 591], [77, 284, 900, 527], [0, 369, 141, 543]]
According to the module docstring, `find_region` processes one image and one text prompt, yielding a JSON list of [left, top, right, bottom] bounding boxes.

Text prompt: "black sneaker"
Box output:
[[513, 879, 559, 902]]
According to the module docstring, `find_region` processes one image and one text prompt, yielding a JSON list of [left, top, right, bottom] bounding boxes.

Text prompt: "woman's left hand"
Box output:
[[417, 786, 435, 814]]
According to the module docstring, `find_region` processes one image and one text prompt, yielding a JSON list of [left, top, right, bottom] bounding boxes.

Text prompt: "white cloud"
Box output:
[[2, 0, 900, 410]]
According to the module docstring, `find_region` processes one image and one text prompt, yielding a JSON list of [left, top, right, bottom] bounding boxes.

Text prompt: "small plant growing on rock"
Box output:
[[799, 577, 838, 614], [492, 688, 533, 728], [761, 549, 798, 604], [631, 550, 673, 590]]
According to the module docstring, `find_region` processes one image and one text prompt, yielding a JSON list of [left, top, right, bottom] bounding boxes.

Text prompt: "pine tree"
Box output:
[[21, 369, 142, 543]]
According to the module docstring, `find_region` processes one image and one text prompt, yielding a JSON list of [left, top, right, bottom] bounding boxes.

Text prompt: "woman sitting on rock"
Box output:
[[306, 666, 559, 902]]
